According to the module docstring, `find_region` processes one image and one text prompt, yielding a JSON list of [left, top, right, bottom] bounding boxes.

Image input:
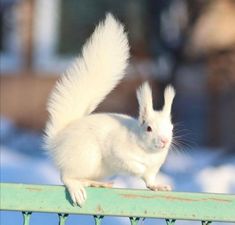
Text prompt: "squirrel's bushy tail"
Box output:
[[45, 13, 129, 144]]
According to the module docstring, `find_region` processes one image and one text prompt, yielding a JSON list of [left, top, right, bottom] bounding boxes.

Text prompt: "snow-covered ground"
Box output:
[[0, 117, 234, 225]]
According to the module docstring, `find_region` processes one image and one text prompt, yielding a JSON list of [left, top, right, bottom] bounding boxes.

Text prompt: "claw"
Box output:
[[80, 186, 87, 200], [74, 190, 86, 206]]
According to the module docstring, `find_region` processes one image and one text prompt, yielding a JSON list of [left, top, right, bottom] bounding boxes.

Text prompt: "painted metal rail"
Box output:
[[1, 183, 235, 225]]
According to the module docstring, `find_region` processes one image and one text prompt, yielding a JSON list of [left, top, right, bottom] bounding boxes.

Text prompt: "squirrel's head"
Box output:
[[136, 82, 175, 152]]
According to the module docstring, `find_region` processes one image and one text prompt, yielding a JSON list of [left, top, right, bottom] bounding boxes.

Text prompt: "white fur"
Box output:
[[45, 13, 129, 143], [136, 82, 153, 122], [44, 14, 175, 206], [163, 85, 175, 116]]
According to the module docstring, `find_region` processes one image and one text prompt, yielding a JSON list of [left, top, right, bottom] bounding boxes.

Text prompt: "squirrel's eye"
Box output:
[[147, 126, 152, 132]]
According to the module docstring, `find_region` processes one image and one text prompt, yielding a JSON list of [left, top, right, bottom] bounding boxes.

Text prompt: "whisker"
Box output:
[[170, 142, 186, 155], [170, 121, 197, 156]]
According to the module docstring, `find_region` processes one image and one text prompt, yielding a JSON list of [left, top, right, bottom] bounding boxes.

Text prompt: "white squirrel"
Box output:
[[44, 13, 175, 206]]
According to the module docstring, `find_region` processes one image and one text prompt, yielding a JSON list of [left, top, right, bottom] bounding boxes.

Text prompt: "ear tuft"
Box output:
[[136, 82, 153, 122], [163, 85, 175, 115]]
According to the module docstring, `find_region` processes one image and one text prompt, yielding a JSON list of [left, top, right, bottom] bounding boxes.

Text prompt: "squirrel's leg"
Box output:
[[62, 176, 113, 206], [61, 175, 87, 206], [142, 171, 172, 191]]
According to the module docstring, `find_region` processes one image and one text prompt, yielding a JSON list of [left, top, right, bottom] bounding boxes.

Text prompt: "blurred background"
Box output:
[[0, 0, 235, 224]]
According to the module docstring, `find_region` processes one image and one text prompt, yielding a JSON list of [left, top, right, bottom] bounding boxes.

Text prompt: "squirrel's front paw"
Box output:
[[66, 182, 87, 207], [69, 186, 87, 207], [147, 184, 172, 191]]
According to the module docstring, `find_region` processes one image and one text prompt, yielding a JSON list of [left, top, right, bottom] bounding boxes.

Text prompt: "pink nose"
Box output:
[[160, 137, 169, 147]]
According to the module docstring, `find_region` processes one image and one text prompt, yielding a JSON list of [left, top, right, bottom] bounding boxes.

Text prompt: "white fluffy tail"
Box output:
[[45, 13, 129, 143]]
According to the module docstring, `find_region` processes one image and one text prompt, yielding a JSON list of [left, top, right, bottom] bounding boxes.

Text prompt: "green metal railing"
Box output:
[[1, 183, 235, 225]]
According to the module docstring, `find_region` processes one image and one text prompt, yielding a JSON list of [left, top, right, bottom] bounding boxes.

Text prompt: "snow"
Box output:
[[0, 117, 234, 225], [196, 164, 235, 193]]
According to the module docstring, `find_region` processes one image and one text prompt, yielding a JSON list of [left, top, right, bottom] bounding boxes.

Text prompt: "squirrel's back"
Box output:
[[44, 14, 130, 148]]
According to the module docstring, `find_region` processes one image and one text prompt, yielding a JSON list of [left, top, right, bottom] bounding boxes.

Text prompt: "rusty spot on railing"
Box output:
[[120, 194, 232, 203], [96, 205, 104, 213], [25, 187, 42, 192], [209, 198, 231, 202], [120, 193, 196, 202]]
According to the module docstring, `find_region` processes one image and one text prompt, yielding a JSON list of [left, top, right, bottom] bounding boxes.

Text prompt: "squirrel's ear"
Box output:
[[136, 82, 153, 123], [162, 85, 175, 116]]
